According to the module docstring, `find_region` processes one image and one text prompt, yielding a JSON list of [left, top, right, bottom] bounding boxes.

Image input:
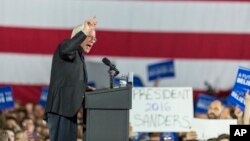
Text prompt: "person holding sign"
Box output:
[[234, 91, 250, 125], [45, 17, 97, 141]]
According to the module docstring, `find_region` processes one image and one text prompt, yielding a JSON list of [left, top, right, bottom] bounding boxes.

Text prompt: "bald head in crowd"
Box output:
[[207, 100, 224, 119]]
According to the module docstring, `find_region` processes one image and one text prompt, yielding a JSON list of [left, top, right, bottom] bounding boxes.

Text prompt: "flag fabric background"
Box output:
[[1, 0, 250, 103]]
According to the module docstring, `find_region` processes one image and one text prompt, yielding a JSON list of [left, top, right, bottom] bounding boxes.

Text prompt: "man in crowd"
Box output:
[[207, 100, 224, 119]]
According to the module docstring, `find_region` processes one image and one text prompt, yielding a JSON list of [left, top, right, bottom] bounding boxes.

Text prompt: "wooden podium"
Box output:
[[85, 85, 132, 141]]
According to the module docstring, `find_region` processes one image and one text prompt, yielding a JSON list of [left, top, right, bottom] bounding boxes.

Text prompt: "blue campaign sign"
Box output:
[[39, 87, 48, 107], [233, 67, 250, 88], [0, 86, 14, 110], [147, 60, 175, 81], [221, 98, 229, 106], [195, 94, 217, 114], [133, 75, 144, 87], [228, 85, 248, 111], [88, 81, 96, 87], [228, 67, 250, 110]]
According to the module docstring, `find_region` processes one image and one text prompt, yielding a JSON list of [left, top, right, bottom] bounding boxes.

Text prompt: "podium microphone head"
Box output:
[[102, 57, 111, 66], [102, 57, 120, 76]]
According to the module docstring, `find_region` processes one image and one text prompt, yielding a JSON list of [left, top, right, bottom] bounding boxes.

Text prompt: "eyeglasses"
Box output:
[[87, 35, 97, 42]]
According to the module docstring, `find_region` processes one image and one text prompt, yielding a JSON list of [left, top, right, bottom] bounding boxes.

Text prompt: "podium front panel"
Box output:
[[86, 109, 129, 141]]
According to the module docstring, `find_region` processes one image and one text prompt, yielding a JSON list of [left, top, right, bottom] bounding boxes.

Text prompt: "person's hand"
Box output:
[[82, 17, 97, 35], [234, 106, 243, 118], [184, 131, 197, 141], [153, 77, 160, 87], [243, 91, 250, 124], [86, 85, 96, 92], [245, 91, 250, 102], [235, 106, 243, 124]]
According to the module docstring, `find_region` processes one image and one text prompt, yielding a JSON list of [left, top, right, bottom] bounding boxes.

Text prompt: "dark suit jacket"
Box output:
[[45, 31, 87, 118]]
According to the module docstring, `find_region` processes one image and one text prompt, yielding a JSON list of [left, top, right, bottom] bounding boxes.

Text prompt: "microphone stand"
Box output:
[[108, 68, 119, 89], [108, 69, 116, 89]]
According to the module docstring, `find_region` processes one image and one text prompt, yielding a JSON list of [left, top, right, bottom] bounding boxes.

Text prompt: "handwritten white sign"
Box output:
[[130, 87, 193, 132], [191, 118, 237, 140]]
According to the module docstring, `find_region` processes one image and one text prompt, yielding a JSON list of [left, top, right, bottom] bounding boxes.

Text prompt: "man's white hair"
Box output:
[[71, 24, 83, 38]]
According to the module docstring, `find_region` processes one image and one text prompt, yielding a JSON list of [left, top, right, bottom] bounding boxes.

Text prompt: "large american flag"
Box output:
[[1, 0, 250, 103]]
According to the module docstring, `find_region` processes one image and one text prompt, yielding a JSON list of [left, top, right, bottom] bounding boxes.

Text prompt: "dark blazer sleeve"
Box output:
[[59, 31, 87, 61]]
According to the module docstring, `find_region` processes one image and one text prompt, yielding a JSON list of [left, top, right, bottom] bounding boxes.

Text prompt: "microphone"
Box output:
[[102, 57, 120, 75]]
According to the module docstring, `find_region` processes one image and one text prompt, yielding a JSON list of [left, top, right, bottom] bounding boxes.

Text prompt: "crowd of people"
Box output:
[[0, 91, 250, 141], [0, 102, 87, 141], [0, 102, 49, 141]]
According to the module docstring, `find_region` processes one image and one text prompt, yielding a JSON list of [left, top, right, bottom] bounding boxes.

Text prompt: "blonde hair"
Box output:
[[71, 24, 83, 38]]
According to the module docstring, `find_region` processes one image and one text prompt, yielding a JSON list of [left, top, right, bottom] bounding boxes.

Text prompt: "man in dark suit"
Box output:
[[45, 17, 97, 141]]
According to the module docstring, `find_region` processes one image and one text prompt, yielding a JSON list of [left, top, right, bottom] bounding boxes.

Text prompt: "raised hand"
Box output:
[[82, 17, 97, 35], [243, 91, 250, 124]]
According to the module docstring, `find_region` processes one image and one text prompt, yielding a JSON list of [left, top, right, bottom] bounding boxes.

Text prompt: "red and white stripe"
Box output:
[[1, 0, 250, 102]]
